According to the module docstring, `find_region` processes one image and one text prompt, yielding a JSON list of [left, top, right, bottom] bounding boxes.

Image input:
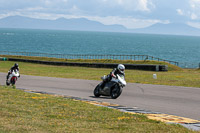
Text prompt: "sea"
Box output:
[[0, 28, 200, 68]]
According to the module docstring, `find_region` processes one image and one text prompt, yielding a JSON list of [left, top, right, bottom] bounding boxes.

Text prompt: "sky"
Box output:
[[0, 0, 200, 29]]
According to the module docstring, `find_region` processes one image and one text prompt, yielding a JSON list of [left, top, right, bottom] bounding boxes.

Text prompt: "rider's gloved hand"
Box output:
[[111, 73, 116, 78]]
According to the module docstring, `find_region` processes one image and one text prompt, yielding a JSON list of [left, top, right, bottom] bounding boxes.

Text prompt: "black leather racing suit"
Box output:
[[102, 68, 125, 86]]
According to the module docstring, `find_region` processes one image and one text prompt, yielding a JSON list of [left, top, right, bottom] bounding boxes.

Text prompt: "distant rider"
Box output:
[[6, 63, 20, 81], [101, 64, 125, 86]]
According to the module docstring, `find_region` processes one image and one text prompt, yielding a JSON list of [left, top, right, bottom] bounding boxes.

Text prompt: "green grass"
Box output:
[[0, 61, 200, 88], [0, 86, 197, 133]]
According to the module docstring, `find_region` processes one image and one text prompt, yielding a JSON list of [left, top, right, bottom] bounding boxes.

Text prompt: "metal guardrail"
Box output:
[[0, 51, 183, 67]]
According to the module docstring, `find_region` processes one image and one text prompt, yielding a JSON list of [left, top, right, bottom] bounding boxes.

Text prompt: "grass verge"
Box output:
[[1, 55, 181, 71], [0, 61, 199, 88], [0, 86, 196, 133]]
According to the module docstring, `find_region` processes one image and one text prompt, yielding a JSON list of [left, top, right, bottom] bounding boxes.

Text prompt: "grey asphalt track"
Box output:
[[0, 72, 200, 120]]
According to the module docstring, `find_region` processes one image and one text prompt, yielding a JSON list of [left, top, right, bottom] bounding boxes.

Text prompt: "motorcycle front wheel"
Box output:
[[6, 80, 10, 86], [94, 84, 101, 97], [11, 78, 16, 86], [111, 86, 122, 99]]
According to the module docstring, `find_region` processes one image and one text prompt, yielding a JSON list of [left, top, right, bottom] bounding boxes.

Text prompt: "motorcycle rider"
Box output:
[[101, 64, 125, 87], [6, 63, 20, 81]]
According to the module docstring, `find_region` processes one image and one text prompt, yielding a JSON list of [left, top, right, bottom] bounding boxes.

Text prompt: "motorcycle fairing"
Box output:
[[11, 76, 17, 84], [100, 81, 117, 96]]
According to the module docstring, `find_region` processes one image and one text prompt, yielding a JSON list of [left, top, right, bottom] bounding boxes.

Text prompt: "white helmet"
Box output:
[[117, 64, 125, 74]]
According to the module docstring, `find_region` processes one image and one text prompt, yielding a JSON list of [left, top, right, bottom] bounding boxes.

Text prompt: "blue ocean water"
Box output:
[[0, 28, 200, 67]]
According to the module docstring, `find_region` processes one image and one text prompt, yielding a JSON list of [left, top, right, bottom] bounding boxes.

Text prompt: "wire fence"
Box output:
[[0, 51, 199, 68]]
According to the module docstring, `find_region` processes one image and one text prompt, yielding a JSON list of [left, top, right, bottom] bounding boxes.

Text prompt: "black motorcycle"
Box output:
[[94, 74, 126, 99]]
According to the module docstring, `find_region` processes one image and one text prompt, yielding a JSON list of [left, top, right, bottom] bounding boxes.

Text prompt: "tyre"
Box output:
[[11, 78, 16, 86], [94, 84, 101, 97], [111, 86, 122, 99], [11, 82, 15, 86], [6, 80, 10, 86]]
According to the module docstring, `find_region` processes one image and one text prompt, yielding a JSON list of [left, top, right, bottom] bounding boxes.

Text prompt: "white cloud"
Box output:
[[176, 9, 184, 16], [187, 21, 200, 29], [18, 7, 44, 11], [190, 0, 200, 8], [0, 0, 155, 17], [137, 0, 154, 12], [86, 16, 169, 29], [176, 0, 200, 20], [191, 13, 198, 20], [189, 0, 200, 19], [100, 0, 155, 12]]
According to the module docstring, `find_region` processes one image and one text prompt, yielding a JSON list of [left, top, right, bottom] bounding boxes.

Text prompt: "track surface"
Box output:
[[1, 72, 200, 120]]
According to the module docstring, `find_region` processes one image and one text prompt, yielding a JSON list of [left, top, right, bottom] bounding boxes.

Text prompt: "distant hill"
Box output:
[[131, 23, 200, 36], [0, 16, 127, 32], [0, 16, 200, 36]]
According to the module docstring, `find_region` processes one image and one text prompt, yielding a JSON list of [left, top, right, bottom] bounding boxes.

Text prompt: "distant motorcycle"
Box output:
[[94, 74, 126, 99], [6, 70, 20, 86]]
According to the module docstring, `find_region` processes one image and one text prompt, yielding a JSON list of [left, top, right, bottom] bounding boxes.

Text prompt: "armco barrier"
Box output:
[[7, 58, 168, 71]]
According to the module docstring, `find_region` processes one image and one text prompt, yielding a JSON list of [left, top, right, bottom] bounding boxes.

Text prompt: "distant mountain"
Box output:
[[0, 15, 127, 32], [0, 16, 200, 36], [131, 23, 200, 36]]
